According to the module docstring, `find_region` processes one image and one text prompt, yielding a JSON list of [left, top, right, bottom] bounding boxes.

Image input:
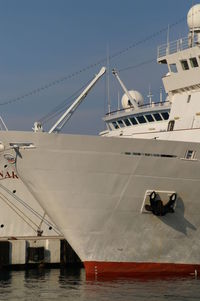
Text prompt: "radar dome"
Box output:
[[187, 4, 200, 32], [121, 90, 144, 109]]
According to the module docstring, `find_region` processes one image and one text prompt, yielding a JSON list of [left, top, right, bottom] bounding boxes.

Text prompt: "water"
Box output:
[[0, 268, 199, 301]]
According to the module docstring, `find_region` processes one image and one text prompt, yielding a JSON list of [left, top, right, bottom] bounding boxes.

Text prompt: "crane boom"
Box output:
[[48, 66, 106, 134], [112, 69, 138, 109]]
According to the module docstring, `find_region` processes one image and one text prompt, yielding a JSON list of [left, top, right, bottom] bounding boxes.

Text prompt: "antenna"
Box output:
[[147, 84, 153, 105], [160, 87, 163, 103], [167, 24, 170, 54], [107, 45, 111, 114], [192, 1, 194, 45], [117, 90, 120, 111]]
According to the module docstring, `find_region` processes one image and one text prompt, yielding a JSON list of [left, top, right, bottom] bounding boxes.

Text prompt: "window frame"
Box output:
[[189, 57, 198, 68], [145, 114, 155, 122], [167, 120, 175, 131], [124, 118, 131, 126], [117, 119, 125, 128], [161, 112, 169, 120], [180, 59, 189, 71], [169, 63, 178, 73], [130, 117, 138, 125], [112, 121, 119, 130], [153, 113, 163, 121], [136, 115, 147, 124], [184, 150, 196, 160]]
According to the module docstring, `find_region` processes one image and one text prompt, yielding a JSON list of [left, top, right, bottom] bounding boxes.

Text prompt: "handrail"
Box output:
[[105, 101, 170, 117], [157, 35, 199, 58]]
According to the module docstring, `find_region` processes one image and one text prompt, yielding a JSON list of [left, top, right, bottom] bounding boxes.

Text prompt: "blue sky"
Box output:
[[0, 0, 195, 134]]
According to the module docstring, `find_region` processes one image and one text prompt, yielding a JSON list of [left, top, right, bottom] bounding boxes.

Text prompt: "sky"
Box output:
[[0, 0, 195, 134]]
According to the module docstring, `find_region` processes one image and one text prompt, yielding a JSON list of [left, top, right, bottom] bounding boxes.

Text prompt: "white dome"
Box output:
[[0, 142, 5, 152], [187, 4, 200, 31], [121, 90, 144, 109]]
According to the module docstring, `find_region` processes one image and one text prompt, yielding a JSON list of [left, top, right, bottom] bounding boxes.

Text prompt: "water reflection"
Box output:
[[0, 268, 198, 300]]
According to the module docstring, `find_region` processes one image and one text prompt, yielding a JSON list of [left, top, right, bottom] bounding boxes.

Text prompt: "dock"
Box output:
[[0, 236, 82, 268]]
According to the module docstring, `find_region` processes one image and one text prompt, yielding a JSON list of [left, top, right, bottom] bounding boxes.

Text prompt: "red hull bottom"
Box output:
[[84, 261, 200, 279]]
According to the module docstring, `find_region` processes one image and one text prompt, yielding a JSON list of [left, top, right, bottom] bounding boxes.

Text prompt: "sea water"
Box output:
[[0, 268, 199, 301]]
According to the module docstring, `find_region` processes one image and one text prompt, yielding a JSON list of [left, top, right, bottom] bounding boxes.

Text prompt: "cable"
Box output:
[[0, 14, 186, 107], [0, 191, 38, 233], [119, 58, 156, 72], [39, 78, 92, 125], [0, 182, 61, 234]]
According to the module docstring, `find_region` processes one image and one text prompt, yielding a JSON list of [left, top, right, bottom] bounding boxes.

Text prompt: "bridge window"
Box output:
[[180, 59, 189, 70], [190, 57, 198, 68], [161, 112, 169, 120], [112, 121, 119, 129], [117, 120, 125, 128], [169, 63, 178, 73], [145, 114, 154, 122], [136, 115, 146, 124], [124, 119, 131, 126], [130, 117, 138, 125], [153, 113, 162, 121]]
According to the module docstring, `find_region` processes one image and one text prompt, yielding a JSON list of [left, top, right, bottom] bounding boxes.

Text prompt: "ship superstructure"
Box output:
[[100, 68, 170, 138], [1, 4, 200, 278], [101, 5, 200, 142]]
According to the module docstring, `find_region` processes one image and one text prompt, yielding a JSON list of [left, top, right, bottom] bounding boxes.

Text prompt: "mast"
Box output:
[[147, 84, 153, 105], [160, 87, 163, 103], [107, 45, 111, 115]]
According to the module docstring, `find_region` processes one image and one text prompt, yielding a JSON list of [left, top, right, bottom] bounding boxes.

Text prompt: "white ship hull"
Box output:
[[2, 131, 200, 277], [0, 176, 60, 238], [0, 133, 61, 238]]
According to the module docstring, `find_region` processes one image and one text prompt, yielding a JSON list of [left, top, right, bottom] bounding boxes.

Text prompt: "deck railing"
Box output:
[[105, 101, 170, 117], [157, 35, 199, 58]]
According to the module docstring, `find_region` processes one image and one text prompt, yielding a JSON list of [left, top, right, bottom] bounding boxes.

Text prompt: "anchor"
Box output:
[[145, 191, 177, 216]]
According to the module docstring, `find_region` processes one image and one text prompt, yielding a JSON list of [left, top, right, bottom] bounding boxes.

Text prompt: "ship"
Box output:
[[0, 119, 61, 238], [0, 119, 65, 266], [1, 4, 200, 277]]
